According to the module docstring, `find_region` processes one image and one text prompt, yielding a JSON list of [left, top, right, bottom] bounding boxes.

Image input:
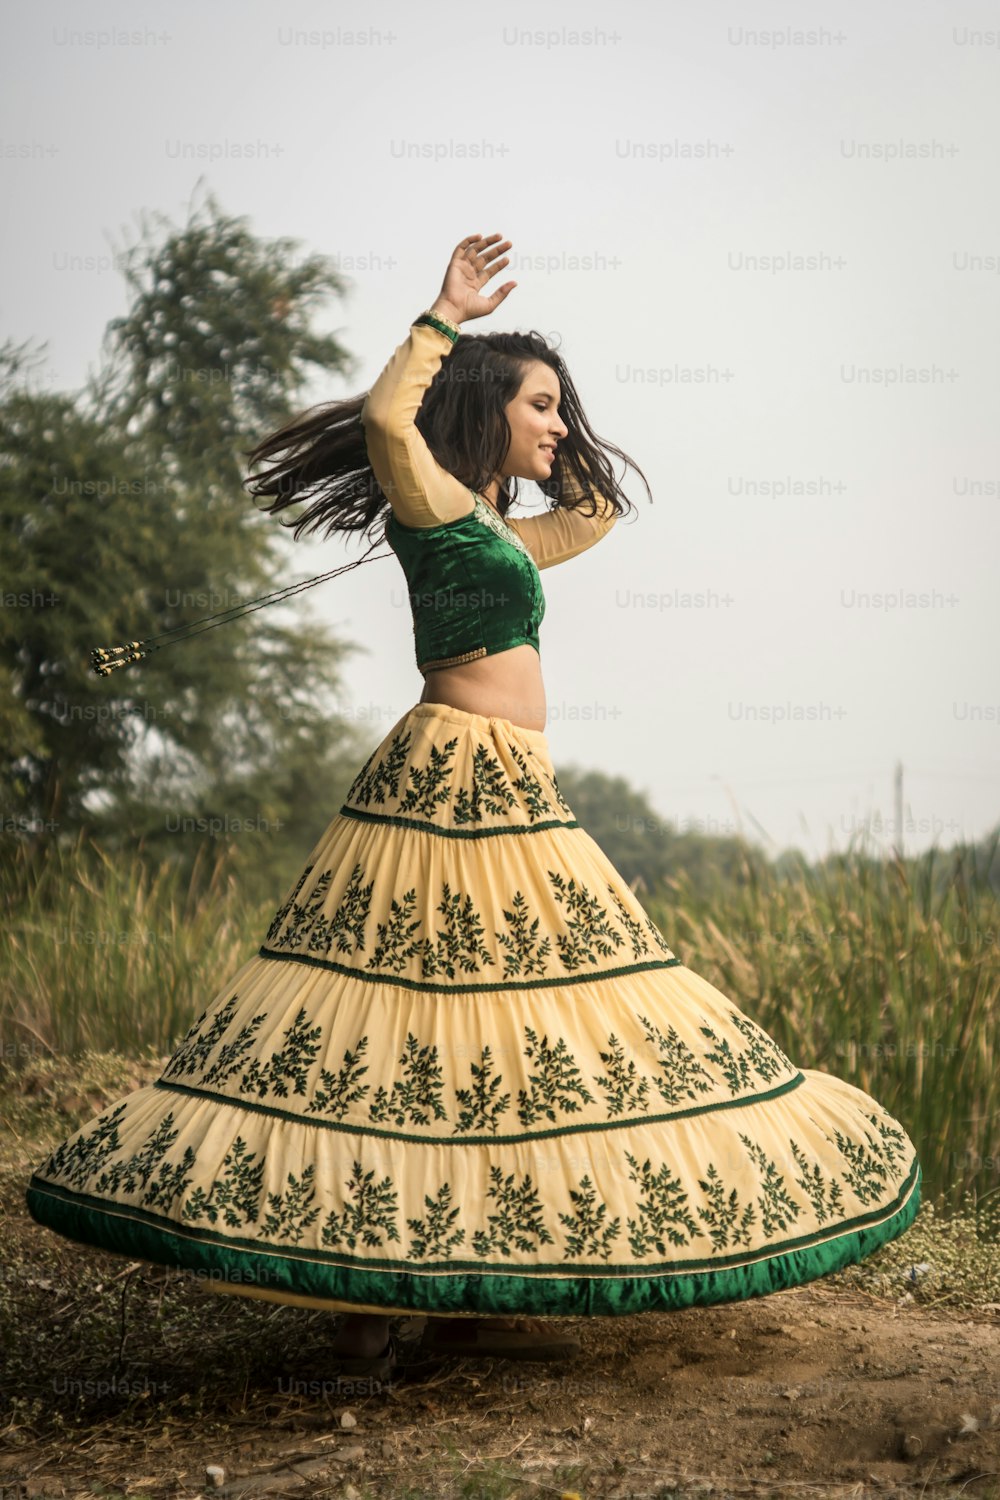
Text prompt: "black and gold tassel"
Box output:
[[91, 642, 148, 677], [89, 543, 390, 677]]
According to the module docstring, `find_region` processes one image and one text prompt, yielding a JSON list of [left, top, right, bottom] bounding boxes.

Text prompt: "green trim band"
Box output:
[[24, 1158, 921, 1317], [151, 1068, 806, 1145], [255, 944, 684, 992], [338, 805, 581, 837], [413, 312, 460, 344]]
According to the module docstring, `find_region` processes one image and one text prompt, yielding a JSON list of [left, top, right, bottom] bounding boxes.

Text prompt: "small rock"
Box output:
[[343, 1486, 362, 1500], [336, 1446, 364, 1463], [782, 1387, 801, 1401], [956, 1413, 979, 1436], [205, 1466, 225, 1488], [339, 1410, 357, 1429], [901, 1434, 923, 1458]]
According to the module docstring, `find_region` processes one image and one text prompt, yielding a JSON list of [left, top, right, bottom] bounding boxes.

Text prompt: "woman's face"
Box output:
[[502, 359, 569, 483]]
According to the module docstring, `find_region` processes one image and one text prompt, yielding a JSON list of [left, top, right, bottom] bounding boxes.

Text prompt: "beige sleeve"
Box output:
[[504, 458, 620, 570], [360, 318, 475, 528]]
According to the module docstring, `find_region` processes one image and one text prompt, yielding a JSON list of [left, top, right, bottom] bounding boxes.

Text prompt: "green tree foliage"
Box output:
[[0, 189, 377, 903], [553, 763, 753, 902]]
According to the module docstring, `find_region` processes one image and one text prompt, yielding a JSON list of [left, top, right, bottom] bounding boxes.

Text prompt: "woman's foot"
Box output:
[[327, 1313, 397, 1380], [421, 1315, 581, 1361], [330, 1313, 392, 1357]]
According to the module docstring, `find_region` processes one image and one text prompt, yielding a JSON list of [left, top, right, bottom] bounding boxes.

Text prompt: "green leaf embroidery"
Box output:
[[41, 1104, 128, 1190], [398, 736, 459, 819], [348, 728, 412, 806], [518, 1026, 596, 1126], [789, 1139, 845, 1225], [258, 1164, 321, 1245], [182, 1136, 264, 1228], [471, 1165, 556, 1257], [306, 1036, 371, 1120], [453, 744, 518, 823], [592, 1033, 652, 1118], [453, 1045, 511, 1134], [321, 1160, 400, 1250], [625, 1150, 704, 1256], [559, 1174, 622, 1261], [496, 890, 553, 978], [637, 1013, 714, 1105], [239, 1006, 323, 1100], [365, 888, 423, 974], [407, 1182, 465, 1260], [369, 1032, 449, 1127], [548, 871, 626, 970], [418, 881, 495, 979], [695, 1162, 757, 1251], [738, 1134, 804, 1235]]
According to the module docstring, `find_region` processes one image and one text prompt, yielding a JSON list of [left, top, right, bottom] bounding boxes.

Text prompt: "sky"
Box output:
[[3, 0, 999, 863]]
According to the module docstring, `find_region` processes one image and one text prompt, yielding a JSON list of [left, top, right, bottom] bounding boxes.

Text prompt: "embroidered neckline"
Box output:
[[471, 492, 532, 560]]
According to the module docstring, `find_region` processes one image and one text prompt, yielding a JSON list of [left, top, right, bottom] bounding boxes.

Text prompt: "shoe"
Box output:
[[420, 1317, 581, 1362], [327, 1330, 398, 1381]]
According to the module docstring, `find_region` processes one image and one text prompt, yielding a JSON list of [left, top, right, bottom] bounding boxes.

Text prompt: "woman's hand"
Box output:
[[431, 233, 516, 325]]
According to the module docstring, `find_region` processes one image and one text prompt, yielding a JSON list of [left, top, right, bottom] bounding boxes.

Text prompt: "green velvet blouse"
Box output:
[[360, 310, 620, 676], [386, 490, 546, 675]]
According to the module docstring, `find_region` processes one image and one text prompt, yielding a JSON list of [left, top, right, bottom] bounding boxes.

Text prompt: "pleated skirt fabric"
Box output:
[[26, 700, 922, 1319]]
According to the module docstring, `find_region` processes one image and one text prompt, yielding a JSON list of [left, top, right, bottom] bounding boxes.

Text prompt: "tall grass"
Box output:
[[646, 833, 999, 1219], [1, 833, 270, 1065], [1, 830, 996, 1220]]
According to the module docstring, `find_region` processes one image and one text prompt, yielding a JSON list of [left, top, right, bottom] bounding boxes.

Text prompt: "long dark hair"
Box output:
[[242, 327, 653, 568]]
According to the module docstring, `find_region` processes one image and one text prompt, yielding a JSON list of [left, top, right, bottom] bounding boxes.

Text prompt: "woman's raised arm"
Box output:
[[360, 314, 474, 528], [361, 235, 518, 528]]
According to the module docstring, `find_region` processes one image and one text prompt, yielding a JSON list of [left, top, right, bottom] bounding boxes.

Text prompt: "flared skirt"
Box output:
[[25, 700, 922, 1318]]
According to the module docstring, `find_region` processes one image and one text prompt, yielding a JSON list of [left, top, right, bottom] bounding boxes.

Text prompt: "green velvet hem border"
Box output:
[[25, 1158, 920, 1318]]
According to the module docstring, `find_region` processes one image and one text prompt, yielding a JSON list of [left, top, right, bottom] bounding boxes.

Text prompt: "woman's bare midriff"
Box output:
[[418, 643, 546, 732]]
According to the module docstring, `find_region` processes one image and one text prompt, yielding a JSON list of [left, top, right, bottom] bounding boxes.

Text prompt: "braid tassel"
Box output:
[[91, 642, 150, 677], [87, 536, 392, 678]]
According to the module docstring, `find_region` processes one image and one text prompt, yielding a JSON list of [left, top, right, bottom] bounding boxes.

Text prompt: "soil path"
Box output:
[[3, 1248, 998, 1498]]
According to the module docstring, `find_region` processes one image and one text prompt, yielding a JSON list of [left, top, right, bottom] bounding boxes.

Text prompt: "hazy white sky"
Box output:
[[4, 0, 998, 862]]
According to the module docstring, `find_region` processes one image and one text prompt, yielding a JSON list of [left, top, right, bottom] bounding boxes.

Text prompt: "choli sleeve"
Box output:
[[504, 457, 620, 570], [360, 315, 475, 528]]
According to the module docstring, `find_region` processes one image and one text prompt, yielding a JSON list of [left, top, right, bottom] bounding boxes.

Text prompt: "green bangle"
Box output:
[[413, 310, 460, 344]]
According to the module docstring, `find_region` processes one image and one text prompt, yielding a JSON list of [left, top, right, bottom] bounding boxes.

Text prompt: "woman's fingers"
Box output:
[[481, 254, 510, 281], [477, 236, 511, 258], [458, 233, 511, 266], [445, 234, 516, 314], [486, 280, 516, 307]]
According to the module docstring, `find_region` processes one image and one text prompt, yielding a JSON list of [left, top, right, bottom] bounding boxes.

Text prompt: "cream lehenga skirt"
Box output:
[[26, 700, 922, 1319]]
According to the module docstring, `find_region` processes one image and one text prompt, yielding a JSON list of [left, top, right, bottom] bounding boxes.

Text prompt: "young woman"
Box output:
[[26, 233, 922, 1380]]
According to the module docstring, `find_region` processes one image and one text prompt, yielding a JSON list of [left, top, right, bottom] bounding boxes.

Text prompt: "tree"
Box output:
[[0, 187, 379, 900], [554, 763, 752, 900]]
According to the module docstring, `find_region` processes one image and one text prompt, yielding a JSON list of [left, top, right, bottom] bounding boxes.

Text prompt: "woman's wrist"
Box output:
[[429, 298, 463, 327], [414, 304, 462, 344]]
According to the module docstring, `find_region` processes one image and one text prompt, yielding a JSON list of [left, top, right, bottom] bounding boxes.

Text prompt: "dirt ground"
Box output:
[[2, 1055, 998, 1499], [2, 1233, 999, 1499]]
